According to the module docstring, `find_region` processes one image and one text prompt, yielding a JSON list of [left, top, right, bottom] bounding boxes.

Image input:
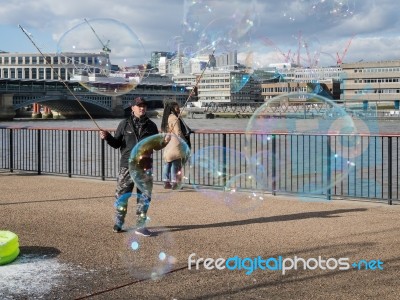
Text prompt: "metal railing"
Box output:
[[0, 126, 398, 204]]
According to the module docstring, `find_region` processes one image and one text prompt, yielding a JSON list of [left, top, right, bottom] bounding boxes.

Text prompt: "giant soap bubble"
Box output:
[[181, 0, 257, 61], [223, 172, 266, 213], [282, 0, 356, 23], [190, 146, 265, 212], [245, 92, 361, 197], [129, 133, 191, 195], [57, 18, 148, 96]]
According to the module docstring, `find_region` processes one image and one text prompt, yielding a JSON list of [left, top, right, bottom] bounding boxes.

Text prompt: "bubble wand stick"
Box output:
[[18, 24, 102, 130], [179, 48, 215, 118], [168, 48, 216, 133]]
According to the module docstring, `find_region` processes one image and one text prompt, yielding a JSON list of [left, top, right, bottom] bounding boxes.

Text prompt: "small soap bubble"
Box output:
[[224, 173, 266, 213], [120, 226, 176, 280]]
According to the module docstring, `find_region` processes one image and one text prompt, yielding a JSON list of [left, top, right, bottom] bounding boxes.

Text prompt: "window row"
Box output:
[[0, 67, 72, 80], [354, 78, 400, 83], [201, 79, 230, 83], [354, 67, 400, 73], [354, 89, 400, 94], [262, 87, 308, 93], [0, 55, 103, 66]]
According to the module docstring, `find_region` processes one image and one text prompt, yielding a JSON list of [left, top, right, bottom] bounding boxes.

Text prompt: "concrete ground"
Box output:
[[1, 171, 400, 300]]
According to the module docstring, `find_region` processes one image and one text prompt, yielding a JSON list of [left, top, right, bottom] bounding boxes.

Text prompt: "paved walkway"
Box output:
[[1, 171, 400, 300]]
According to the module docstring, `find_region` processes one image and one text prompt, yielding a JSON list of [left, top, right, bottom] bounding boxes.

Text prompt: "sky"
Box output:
[[0, 0, 399, 68]]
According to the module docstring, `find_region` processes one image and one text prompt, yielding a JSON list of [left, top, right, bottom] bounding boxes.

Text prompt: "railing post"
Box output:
[[272, 134, 276, 195], [9, 129, 13, 172], [68, 130, 72, 178], [327, 136, 332, 200], [101, 138, 105, 181], [388, 137, 393, 205], [188, 132, 195, 185], [37, 130, 41, 175], [222, 133, 227, 187]]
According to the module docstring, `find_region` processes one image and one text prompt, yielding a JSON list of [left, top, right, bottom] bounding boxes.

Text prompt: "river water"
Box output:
[[1, 116, 399, 134], [1, 115, 399, 200], [0, 117, 248, 131]]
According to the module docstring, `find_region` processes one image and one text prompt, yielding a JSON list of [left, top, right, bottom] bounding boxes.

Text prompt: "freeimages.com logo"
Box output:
[[188, 253, 384, 275]]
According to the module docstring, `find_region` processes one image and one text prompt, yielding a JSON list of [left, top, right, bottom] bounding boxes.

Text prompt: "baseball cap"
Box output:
[[131, 97, 147, 106]]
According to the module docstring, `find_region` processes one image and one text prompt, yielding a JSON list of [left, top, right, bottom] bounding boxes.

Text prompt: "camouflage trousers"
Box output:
[[114, 167, 153, 228]]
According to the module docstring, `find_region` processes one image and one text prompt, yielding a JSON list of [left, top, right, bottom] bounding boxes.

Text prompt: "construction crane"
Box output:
[[301, 38, 321, 68], [296, 30, 302, 66], [320, 51, 337, 65], [295, 31, 319, 68], [84, 18, 111, 54], [262, 37, 294, 64], [336, 35, 354, 65]]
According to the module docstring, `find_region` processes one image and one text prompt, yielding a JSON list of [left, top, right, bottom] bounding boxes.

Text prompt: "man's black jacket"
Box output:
[[104, 115, 159, 168]]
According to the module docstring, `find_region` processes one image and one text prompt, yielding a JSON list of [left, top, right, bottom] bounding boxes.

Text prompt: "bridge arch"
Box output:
[[12, 94, 114, 118]]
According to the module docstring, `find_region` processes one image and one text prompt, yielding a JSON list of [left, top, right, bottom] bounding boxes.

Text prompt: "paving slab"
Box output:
[[1, 172, 399, 299]]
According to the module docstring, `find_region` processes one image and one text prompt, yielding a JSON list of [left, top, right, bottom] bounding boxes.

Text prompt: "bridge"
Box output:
[[0, 77, 189, 120], [185, 100, 341, 119], [2, 78, 398, 121]]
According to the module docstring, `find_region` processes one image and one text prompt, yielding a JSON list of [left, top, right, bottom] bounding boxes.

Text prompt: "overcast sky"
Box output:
[[0, 0, 399, 68]]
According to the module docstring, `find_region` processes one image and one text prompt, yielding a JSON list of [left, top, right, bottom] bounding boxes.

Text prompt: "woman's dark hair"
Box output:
[[161, 102, 179, 132]]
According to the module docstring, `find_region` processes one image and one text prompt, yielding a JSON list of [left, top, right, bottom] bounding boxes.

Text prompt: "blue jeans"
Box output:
[[163, 159, 182, 183]]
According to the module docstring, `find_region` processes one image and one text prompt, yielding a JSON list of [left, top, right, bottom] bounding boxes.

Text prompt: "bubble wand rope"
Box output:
[[18, 24, 102, 130], [168, 48, 216, 133]]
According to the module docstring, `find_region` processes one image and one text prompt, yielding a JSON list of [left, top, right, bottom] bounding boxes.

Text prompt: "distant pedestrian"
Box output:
[[99, 97, 166, 236], [161, 101, 192, 190]]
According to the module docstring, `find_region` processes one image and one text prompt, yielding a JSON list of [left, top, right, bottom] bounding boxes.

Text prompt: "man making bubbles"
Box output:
[[100, 97, 166, 236]]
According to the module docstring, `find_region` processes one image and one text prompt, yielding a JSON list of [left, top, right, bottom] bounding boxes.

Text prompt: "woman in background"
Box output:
[[161, 102, 191, 189]]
